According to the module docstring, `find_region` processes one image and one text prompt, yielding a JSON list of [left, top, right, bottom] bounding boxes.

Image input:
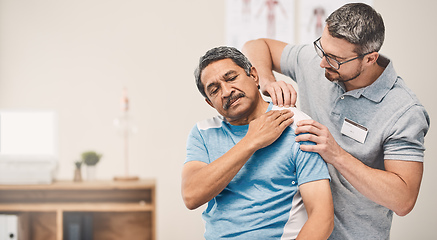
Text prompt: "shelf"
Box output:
[[0, 179, 156, 240], [0, 179, 156, 190], [0, 179, 156, 205], [0, 202, 154, 212]]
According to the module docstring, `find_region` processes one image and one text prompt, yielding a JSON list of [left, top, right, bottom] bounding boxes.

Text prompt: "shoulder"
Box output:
[[382, 77, 429, 126], [271, 105, 311, 130], [196, 115, 225, 131], [188, 115, 226, 142]]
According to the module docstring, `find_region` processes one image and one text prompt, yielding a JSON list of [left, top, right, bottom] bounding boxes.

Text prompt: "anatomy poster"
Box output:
[[226, 0, 295, 50], [298, 0, 373, 44]]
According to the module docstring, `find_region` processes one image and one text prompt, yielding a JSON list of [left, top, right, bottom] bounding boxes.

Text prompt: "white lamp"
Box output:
[[113, 88, 139, 181]]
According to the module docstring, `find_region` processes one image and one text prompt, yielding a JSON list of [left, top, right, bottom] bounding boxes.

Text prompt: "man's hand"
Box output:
[[246, 109, 294, 150], [294, 119, 344, 164], [261, 80, 297, 108]]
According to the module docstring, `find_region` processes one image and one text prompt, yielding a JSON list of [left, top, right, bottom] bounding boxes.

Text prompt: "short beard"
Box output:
[[325, 68, 362, 83], [223, 93, 245, 110]]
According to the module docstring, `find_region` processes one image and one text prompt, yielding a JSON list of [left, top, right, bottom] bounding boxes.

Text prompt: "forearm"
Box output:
[[332, 151, 422, 216], [182, 137, 258, 210], [297, 213, 333, 240]]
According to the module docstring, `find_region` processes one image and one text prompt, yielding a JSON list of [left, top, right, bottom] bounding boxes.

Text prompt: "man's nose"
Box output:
[[319, 56, 330, 68], [221, 83, 233, 98]]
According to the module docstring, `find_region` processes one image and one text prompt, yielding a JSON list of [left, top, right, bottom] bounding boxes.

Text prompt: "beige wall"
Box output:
[[0, 0, 435, 239]]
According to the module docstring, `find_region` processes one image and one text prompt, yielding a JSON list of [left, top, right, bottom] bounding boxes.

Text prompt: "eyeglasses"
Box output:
[[313, 37, 372, 70]]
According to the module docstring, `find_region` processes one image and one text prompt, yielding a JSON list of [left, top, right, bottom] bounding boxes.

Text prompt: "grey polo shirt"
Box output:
[[281, 44, 430, 240]]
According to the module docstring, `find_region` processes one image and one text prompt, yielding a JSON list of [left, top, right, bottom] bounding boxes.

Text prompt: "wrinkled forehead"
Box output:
[[200, 59, 240, 84]]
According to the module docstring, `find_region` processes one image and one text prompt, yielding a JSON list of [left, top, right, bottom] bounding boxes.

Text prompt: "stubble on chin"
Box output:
[[324, 68, 337, 82]]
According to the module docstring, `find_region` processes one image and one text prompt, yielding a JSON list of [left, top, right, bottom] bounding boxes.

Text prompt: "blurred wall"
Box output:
[[0, 0, 435, 239]]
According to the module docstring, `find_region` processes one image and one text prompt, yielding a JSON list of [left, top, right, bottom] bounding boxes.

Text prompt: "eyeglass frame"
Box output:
[[313, 37, 373, 70]]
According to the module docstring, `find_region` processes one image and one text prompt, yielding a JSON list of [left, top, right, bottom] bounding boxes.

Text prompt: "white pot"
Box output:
[[86, 165, 97, 181]]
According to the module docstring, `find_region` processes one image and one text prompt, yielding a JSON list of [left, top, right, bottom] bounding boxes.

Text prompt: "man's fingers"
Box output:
[[295, 131, 319, 143], [286, 84, 297, 107], [275, 81, 292, 107], [295, 124, 318, 135], [280, 116, 294, 129], [275, 110, 294, 130], [274, 109, 293, 119], [299, 144, 318, 153], [294, 119, 325, 142], [272, 86, 284, 107], [267, 88, 278, 106], [262, 81, 297, 107], [296, 119, 323, 129]]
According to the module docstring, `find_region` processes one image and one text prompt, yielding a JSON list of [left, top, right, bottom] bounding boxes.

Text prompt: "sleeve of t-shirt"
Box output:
[[384, 104, 430, 162], [185, 125, 210, 164], [280, 44, 314, 83], [294, 145, 331, 186]]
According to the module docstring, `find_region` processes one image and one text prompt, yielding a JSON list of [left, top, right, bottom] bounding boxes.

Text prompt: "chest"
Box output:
[[301, 84, 403, 169], [204, 127, 298, 184]]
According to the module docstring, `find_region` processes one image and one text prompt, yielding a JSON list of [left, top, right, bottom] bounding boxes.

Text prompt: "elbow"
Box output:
[[395, 208, 412, 217], [182, 191, 203, 210], [243, 38, 261, 46], [181, 178, 209, 210], [394, 205, 414, 217], [393, 199, 417, 217], [242, 40, 256, 53], [183, 199, 200, 211], [242, 38, 267, 52]]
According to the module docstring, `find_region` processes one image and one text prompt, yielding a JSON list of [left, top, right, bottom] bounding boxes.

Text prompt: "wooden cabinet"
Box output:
[[0, 179, 156, 240]]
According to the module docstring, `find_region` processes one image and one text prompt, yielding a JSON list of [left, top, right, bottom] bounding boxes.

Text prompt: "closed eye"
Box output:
[[207, 83, 220, 96], [226, 75, 238, 82], [210, 87, 219, 95]]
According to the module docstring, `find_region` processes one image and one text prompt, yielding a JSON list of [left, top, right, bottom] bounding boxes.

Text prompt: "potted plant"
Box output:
[[73, 160, 83, 182], [81, 151, 102, 181]]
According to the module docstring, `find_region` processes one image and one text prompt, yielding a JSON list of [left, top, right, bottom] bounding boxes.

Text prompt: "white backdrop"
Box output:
[[0, 0, 435, 239]]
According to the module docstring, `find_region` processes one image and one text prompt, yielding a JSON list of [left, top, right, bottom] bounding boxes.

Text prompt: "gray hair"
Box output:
[[194, 46, 252, 99], [326, 3, 385, 54]]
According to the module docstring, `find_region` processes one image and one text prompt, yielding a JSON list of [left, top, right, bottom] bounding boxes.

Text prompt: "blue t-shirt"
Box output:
[[185, 103, 330, 239]]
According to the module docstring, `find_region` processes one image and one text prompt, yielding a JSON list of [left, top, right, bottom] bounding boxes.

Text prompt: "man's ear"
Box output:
[[365, 52, 379, 65], [205, 98, 214, 108], [249, 66, 260, 88]]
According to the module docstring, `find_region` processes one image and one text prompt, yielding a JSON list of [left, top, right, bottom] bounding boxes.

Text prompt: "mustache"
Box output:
[[223, 92, 245, 110], [326, 67, 339, 74]]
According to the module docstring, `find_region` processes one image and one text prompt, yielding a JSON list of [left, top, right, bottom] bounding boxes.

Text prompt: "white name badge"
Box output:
[[341, 118, 368, 143]]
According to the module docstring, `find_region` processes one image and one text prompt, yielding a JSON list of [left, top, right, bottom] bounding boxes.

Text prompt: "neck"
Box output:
[[227, 100, 269, 125], [344, 63, 385, 91]]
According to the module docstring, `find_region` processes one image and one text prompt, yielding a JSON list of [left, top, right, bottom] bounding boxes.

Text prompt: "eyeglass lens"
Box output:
[[314, 40, 339, 69]]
